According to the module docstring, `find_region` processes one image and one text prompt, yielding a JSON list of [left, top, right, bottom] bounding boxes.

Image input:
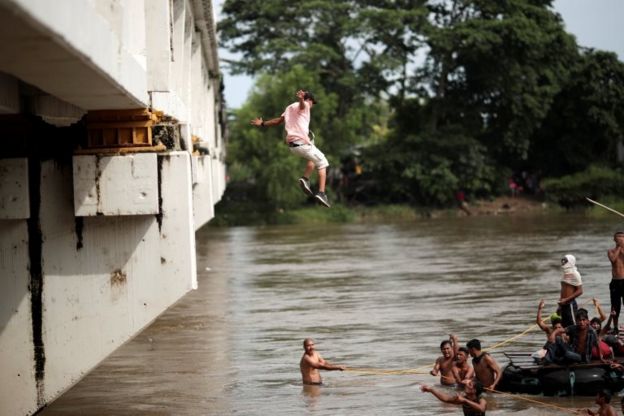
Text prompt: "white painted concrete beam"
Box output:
[[145, 0, 172, 92], [73, 154, 159, 216], [0, 221, 35, 416], [0, 0, 148, 110]]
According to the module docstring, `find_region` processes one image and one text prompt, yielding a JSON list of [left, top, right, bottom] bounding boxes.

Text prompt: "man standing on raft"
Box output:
[[608, 231, 624, 333], [559, 254, 583, 328], [251, 90, 331, 207]]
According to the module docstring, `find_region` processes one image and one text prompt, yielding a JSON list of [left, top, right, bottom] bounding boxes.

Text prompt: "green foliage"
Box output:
[[530, 50, 624, 176], [417, 0, 578, 165], [226, 67, 335, 210], [586, 197, 624, 219], [219, 0, 425, 156], [541, 166, 624, 207], [211, 202, 420, 227], [363, 126, 498, 206], [219, 0, 426, 97], [219, 0, 624, 213]]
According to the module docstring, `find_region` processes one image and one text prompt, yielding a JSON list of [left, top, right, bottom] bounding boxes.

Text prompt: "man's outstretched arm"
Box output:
[[303, 354, 345, 371], [250, 116, 284, 127]]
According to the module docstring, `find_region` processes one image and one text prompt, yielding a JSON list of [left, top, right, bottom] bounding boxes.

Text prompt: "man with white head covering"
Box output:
[[559, 254, 583, 328]]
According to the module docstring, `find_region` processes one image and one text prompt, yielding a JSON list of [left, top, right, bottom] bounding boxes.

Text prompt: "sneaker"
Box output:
[[314, 192, 331, 208], [298, 177, 313, 196]]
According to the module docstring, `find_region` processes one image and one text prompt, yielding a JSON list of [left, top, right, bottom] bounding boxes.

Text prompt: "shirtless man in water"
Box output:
[[466, 339, 501, 391], [430, 334, 459, 385], [300, 338, 345, 385], [452, 347, 475, 386], [608, 231, 624, 333], [586, 390, 617, 416], [421, 379, 487, 416]]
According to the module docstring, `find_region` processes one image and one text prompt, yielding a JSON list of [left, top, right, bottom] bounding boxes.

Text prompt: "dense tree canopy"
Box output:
[[219, 0, 624, 211], [219, 0, 427, 157]]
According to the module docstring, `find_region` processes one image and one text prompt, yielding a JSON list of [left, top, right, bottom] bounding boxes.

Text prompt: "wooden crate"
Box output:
[[85, 109, 160, 148]]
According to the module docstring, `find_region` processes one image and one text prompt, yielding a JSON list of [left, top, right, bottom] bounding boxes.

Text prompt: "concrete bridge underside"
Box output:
[[0, 1, 226, 415]]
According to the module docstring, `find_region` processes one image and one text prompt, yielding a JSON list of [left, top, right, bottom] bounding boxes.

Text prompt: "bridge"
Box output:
[[0, 1, 226, 414]]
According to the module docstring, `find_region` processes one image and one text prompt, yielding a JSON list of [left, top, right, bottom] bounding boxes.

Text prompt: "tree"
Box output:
[[362, 0, 581, 205], [225, 67, 337, 210], [530, 50, 624, 176], [219, 0, 427, 155], [414, 0, 578, 164]]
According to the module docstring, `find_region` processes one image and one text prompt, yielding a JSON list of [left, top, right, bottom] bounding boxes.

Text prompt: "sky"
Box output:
[[215, 0, 624, 109]]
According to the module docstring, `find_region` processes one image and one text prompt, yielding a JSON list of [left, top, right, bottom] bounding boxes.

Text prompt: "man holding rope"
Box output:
[[430, 334, 459, 385], [466, 339, 502, 392], [585, 390, 617, 415], [300, 338, 345, 385]]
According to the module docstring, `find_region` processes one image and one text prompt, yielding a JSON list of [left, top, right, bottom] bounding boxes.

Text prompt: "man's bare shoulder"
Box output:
[[485, 353, 498, 362], [301, 353, 317, 365]]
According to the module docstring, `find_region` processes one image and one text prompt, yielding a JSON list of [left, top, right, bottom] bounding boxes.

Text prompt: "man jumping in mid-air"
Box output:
[[251, 89, 331, 207]]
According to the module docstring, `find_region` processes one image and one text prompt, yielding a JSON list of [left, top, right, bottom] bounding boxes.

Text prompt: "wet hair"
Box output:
[[551, 317, 562, 327], [440, 340, 452, 349], [303, 91, 317, 104], [590, 317, 602, 327], [466, 339, 481, 350], [458, 347, 469, 355], [614, 231, 624, 237], [576, 308, 589, 320], [598, 389, 612, 403]]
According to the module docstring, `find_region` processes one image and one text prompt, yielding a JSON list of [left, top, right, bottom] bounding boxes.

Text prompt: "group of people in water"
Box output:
[[299, 231, 624, 415]]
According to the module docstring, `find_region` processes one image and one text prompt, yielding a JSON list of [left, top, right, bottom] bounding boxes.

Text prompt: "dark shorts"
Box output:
[[610, 279, 624, 316], [560, 299, 578, 328], [303, 381, 323, 386]]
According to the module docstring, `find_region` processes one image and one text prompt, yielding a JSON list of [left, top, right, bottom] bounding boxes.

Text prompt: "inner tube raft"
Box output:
[[497, 352, 624, 396]]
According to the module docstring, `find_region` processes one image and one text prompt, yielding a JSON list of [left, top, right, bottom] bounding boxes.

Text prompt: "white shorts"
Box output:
[[289, 143, 329, 170]]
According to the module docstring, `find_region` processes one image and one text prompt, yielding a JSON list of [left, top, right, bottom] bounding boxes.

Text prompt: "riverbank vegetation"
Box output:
[[215, 0, 624, 226]]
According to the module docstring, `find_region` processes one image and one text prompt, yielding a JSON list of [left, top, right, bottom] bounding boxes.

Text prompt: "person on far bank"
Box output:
[[300, 338, 345, 385], [250, 90, 331, 208], [608, 231, 624, 334], [559, 254, 583, 328]]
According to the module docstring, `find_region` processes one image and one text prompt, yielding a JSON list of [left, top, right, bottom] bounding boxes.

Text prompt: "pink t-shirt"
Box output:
[[281, 101, 311, 144]]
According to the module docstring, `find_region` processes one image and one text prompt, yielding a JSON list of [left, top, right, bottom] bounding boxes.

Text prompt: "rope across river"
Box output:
[[342, 297, 602, 414], [346, 297, 598, 376], [343, 200, 622, 413]]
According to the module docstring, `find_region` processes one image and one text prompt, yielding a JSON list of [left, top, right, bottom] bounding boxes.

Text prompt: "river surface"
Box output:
[[42, 214, 624, 415]]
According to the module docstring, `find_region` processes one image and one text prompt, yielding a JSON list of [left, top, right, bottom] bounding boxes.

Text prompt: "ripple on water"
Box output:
[[42, 215, 619, 415]]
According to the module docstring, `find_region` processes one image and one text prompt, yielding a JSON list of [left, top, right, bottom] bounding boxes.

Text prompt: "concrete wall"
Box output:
[[0, 0, 225, 156], [0, 219, 36, 416], [0, 152, 208, 415], [41, 153, 197, 404], [192, 155, 215, 231], [0, 0, 226, 412]]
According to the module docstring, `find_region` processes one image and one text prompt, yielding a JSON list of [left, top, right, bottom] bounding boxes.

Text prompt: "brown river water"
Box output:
[[42, 213, 624, 415]]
